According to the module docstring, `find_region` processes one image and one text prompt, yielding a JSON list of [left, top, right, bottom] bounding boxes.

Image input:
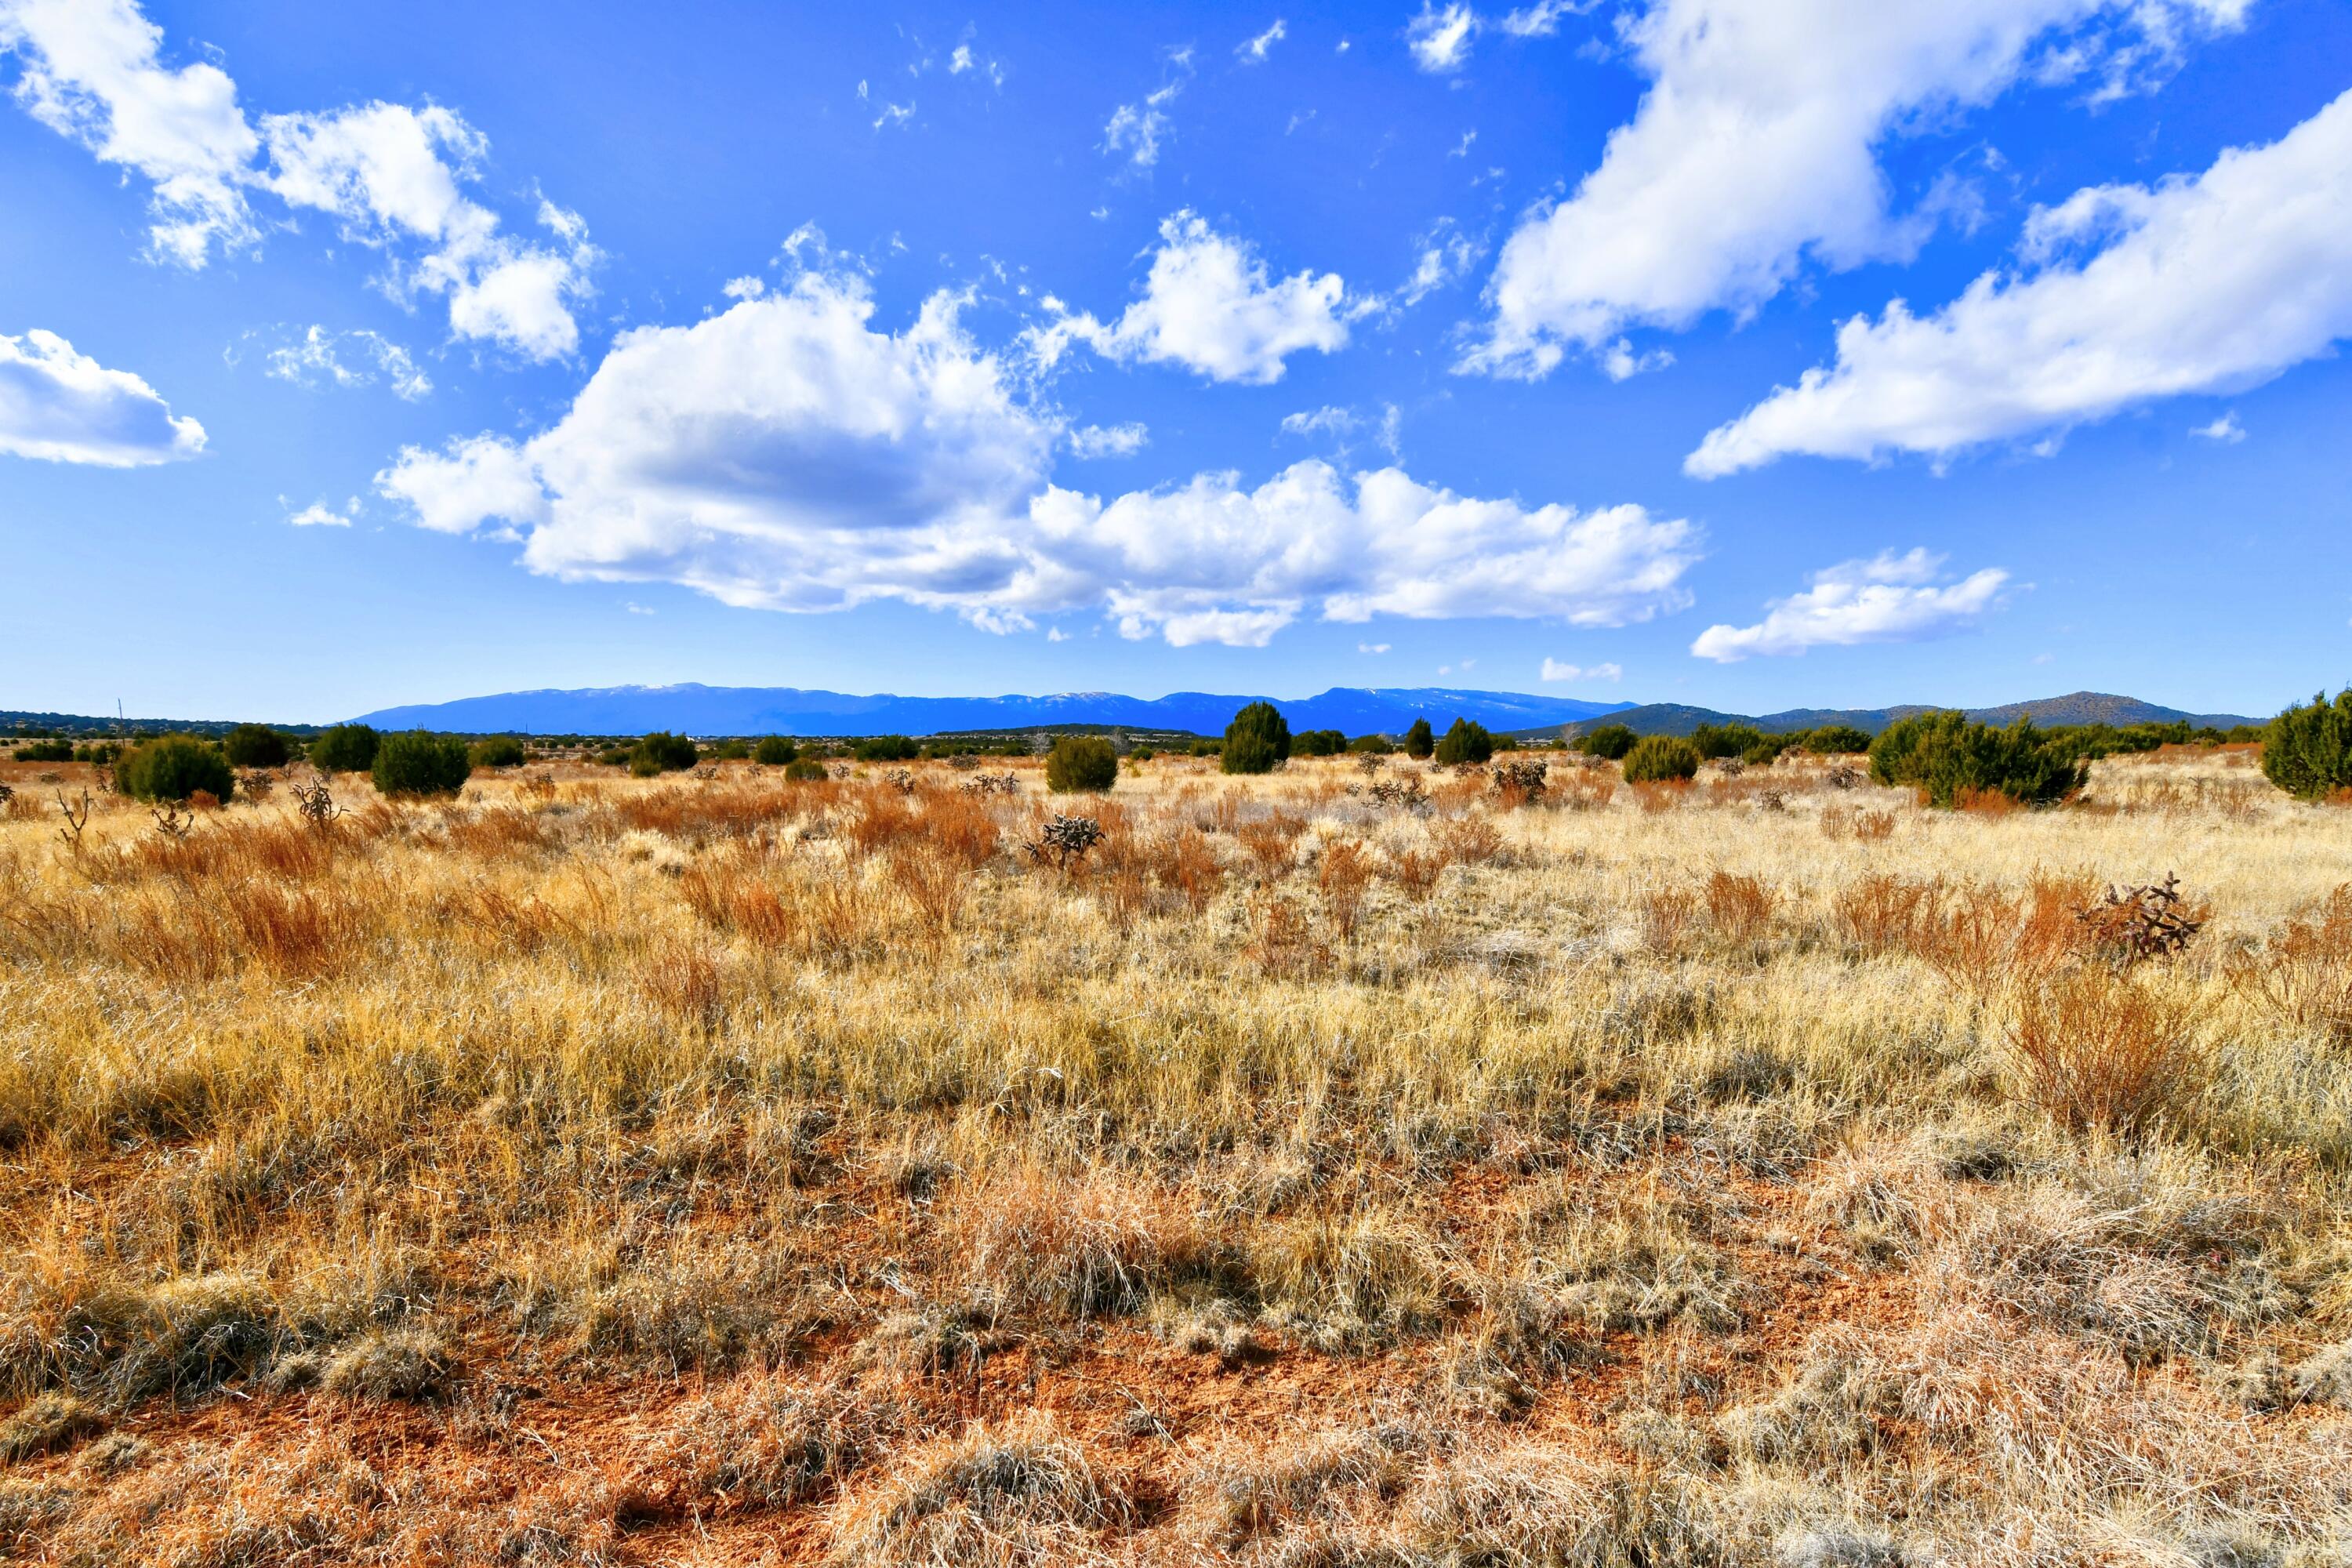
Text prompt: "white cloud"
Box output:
[[1, 2, 593, 359], [2191, 412, 2247, 443], [948, 41, 1004, 85], [1690, 549, 2009, 661], [1467, 0, 2252, 379], [1238, 20, 1288, 62], [286, 496, 359, 528], [723, 275, 767, 300], [1103, 71, 1186, 170], [0, 328, 205, 466], [1029, 211, 1352, 383], [1359, 641, 1391, 653], [1540, 658, 1621, 681], [1400, 219, 1483, 306], [263, 325, 430, 400], [1497, 1, 1588, 37], [1688, 89, 2352, 475], [376, 270, 1698, 647], [1069, 422, 1150, 458], [0, 0, 260, 266], [1280, 402, 1402, 459], [1407, 4, 1479, 71]]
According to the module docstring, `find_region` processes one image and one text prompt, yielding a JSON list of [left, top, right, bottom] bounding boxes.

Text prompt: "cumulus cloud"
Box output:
[[376, 271, 1698, 647], [0, 0, 260, 265], [1689, 549, 2008, 661], [1068, 422, 1150, 458], [0, 328, 205, 466], [263, 325, 430, 400], [1029, 211, 1352, 383], [1540, 658, 1621, 681], [1467, 0, 2251, 379], [0, 0, 593, 359], [1237, 20, 1287, 62], [2190, 412, 2246, 443], [261, 103, 597, 360], [1687, 89, 2352, 475], [286, 496, 360, 527], [1406, 4, 1479, 71]]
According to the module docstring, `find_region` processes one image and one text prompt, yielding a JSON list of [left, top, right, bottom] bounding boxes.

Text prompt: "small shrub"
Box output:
[[1623, 736, 1700, 783], [1576, 724, 1637, 760], [630, 731, 699, 777], [11, 740, 73, 763], [785, 759, 828, 782], [1434, 718, 1494, 766], [2007, 970, 2209, 1136], [1045, 735, 1119, 793], [854, 735, 920, 763], [371, 731, 473, 797], [1403, 717, 1434, 759], [2262, 689, 2352, 800], [1868, 711, 2084, 808], [1349, 733, 1395, 755], [221, 724, 292, 768], [1223, 702, 1292, 775], [753, 735, 799, 765], [707, 738, 750, 761], [307, 723, 380, 774], [116, 736, 235, 804], [468, 735, 527, 769]]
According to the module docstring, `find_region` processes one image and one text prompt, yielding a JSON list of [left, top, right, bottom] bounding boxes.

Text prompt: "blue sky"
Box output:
[[2, 0, 2347, 724]]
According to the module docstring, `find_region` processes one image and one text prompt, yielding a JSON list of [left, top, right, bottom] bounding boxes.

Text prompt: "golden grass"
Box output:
[[1, 746, 2351, 1563]]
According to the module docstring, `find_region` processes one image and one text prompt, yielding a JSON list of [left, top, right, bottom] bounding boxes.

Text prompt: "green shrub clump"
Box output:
[[308, 724, 380, 774], [1222, 702, 1292, 775], [2262, 691, 2352, 801], [784, 758, 828, 782], [1799, 724, 1872, 756], [854, 735, 920, 763], [1433, 717, 1494, 766], [1689, 722, 1766, 760], [117, 736, 235, 803], [1291, 728, 1348, 757], [753, 735, 799, 766], [222, 724, 292, 768], [1046, 735, 1119, 793], [12, 740, 73, 762], [630, 731, 699, 777], [1867, 712, 2085, 808], [1575, 724, 1636, 760], [1622, 735, 1700, 783], [1402, 718, 1435, 759], [1348, 734, 1395, 755], [372, 731, 473, 797], [707, 739, 750, 761], [468, 735, 527, 768]]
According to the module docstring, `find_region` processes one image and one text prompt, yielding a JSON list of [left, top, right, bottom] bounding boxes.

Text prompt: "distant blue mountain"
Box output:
[[349, 684, 1638, 738]]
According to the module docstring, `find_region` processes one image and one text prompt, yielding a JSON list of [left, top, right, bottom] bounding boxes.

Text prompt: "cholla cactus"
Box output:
[[1026, 812, 1104, 868], [289, 773, 344, 831], [1492, 759, 1550, 798]]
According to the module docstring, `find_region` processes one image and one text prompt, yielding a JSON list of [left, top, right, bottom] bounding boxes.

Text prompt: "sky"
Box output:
[[2, 0, 2348, 724]]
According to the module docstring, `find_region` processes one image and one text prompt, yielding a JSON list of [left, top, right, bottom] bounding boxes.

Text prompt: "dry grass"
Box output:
[[2, 747, 2351, 1564]]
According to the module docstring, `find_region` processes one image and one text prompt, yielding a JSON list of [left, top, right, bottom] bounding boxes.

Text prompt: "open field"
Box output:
[[3, 746, 2351, 1566]]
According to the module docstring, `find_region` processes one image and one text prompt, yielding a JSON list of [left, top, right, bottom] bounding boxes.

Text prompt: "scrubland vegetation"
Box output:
[[3, 736, 2352, 1566]]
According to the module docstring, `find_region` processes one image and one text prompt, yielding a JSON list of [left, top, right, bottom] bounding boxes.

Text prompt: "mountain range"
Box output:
[[1563, 691, 2263, 739], [349, 684, 1639, 738]]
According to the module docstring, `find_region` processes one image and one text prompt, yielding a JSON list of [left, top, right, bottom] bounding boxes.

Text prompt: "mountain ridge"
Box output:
[[1555, 691, 2263, 740], [347, 684, 1639, 738]]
